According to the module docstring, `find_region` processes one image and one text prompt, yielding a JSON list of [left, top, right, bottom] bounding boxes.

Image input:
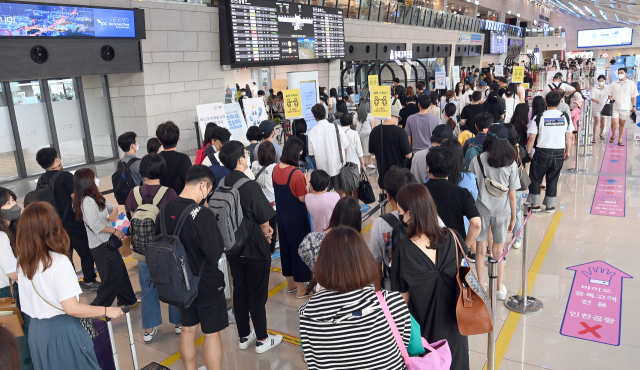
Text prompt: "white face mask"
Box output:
[[241, 92, 246, 96], [599, 81, 605, 87], [618, 73, 626, 80], [95, 178, 100, 188], [158, 146, 164, 153], [135, 144, 139, 152]]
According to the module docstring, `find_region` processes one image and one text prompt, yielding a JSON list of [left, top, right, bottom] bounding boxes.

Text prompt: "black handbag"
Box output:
[[108, 234, 123, 251], [601, 98, 613, 117], [358, 170, 376, 204]]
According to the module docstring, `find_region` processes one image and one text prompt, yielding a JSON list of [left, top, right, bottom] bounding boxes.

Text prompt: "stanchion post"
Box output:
[[567, 117, 586, 173], [580, 101, 593, 157], [505, 205, 544, 314], [487, 258, 498, 370]]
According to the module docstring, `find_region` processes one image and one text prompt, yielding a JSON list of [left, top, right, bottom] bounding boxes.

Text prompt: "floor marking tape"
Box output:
[[159, 335, 206, 367], [267, 329, 301, 346], [268, 281, 288, 299], [361, 222, 373, 234], [270, 266, 282, 273], [484, 211, 563, 370]]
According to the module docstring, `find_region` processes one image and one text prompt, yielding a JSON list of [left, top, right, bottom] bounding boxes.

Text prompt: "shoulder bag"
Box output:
[[601, 98, 613, 117], [516, 145, 531, 192], [375, 291, 452, 370], [358, 170, 376, 204], [333, 124, 360, 192], [82, 202, 123, 251], [475, 155, 509, 197], [450, 230, 493, 335]]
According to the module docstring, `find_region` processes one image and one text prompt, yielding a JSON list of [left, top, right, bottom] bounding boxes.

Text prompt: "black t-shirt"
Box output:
[[369, 125, 412, 189], [424, 179, 480, 239], [159, 151, 192, 195], [460, 104, 485, 135], [483, 101, 504, 123], [155, 197, 225, 300], [39, 170, 75, 223], [399, 104, 420, 129], [224, 170, 276, 261]]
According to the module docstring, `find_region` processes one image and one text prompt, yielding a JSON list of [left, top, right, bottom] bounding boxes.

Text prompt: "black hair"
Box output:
[[475, 112, 493, 131], [430, 93, 439, 106], [346, 87, 354, 95], [329, 88, 338, 98], [280, 136, 304, 166], [418, 93, 431, 109], [218, 141, 246, 170], [505, 88, 514, 98], [406, 95, 416, 103], [618, 67, 628, 73], [310, 169, 331, 192], [117, 132, 137, 152], [471, 91, 482, 102], [483, 131, 517, 168], [258, 90, 265, 96], [487, 91, 499, 104], [147, 138, 162, 153], [293, 119, 307, 135], [203, 122, 218, 147], [597, 74, 606, 81], [383, 165, 417, 201], [257, 140, 276, 167], [393, 77, 400, 83], [336, 100, 349, 115], [531, 96, 547, 120], [504, 123, 519, 146], [460, 124, 469, 131], [312, 103, 326, 120], [439, 139, 467, 186], [139, 153, 166, 180], [545, 91, 562, 107], [489, 83, 500, 92], [511, 103, 530, 133], [35, 147, 58, 169], [498, 77, 508, 84], [327, 196, 362, 232], [426, 146, 454, 178], [428, 76, 435, 81], [246, 125, 262, 142], [340, 113, 353, 127], [211, 126, 232, 145], [185, 164, 216, 188], [156, 121, 180, 149]]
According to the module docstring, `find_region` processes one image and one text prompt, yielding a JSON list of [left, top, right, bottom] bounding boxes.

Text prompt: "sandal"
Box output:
[[609, 136, 616, 144], [600, 134, 605, 140], [619, 141, 625, 146], [591, 139, 597, 144]]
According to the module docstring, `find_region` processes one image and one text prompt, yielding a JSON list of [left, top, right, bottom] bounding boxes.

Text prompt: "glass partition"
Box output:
[[369, 0, 380, 22], [0, 84, 19, 182], [359, 0, 370, 19], [48, 78, 87, 168], [81, 75, 115, 162]]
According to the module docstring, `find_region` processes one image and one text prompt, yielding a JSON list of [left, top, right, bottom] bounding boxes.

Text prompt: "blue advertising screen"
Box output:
[[0, 2, 135, 37]]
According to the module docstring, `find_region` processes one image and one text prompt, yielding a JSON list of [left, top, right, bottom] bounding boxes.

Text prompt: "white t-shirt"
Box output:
[[542, 81, 575, 98], [342, 126, 364, 172], [0, 232, 16, 289], [591, 84, 610, 114], [18, 252, 82, 319], [355, 113, 373, 135], [308, 120, 350, 177], [251, 84, 258, 96], [528, 109, 573, 149], [609, 79, 639, 111], [503, 97, 517, 123], [251, 162, 276, 209]]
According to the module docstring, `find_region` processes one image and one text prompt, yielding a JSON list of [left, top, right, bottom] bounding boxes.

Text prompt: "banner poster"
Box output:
[[435, 71, 446, 89], [283, 89, 303, 119], [224, 103, 249, 145], [300, 80, 319, 133], [494, 64, 503, 77], [370, 86, 391, 120], [242, 97, 269, 126], [196, 102, 227, 143]]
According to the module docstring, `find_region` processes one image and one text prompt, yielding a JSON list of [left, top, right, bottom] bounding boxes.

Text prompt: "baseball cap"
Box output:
[[391, 105, 401, 119], [259, 120, 276, 136], [478, 81, 487, 87], [431, 124, 453, 140], [487, 124, 509, 141]]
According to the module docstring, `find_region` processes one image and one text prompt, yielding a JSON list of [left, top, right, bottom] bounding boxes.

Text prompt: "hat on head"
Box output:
[[259, 120, 276, 136], [487, 124, 509, 141], [390, 105, 401, 119], [432, 124, 453, 140], [478, 81, 487, 87]]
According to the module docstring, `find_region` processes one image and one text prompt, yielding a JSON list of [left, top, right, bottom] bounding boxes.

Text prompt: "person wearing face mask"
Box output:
[[0, 188, 22, 308], [608, 67, 638, 146], [390, 183, 470, 370], [73, 168, 137, 309], [202, 127, 255, 189], [590, 75, 610, 142], [35, 148, 99, 292]]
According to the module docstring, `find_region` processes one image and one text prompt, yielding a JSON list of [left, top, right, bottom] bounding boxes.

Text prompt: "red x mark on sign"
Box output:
[[578, 322, 602, 338]]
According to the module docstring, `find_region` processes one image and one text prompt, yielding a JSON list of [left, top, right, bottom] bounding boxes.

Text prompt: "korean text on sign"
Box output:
[[283, 89, 303, 119], [512, 66, 525, 83], [370, 86, 390, 120]]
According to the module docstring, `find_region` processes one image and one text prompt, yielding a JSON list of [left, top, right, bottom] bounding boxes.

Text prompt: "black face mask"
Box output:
[[398, 213, 409, 227]]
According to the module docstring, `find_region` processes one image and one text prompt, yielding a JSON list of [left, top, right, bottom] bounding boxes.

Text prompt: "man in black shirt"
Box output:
[[392, 77, 405, 103], [424, 147, 481, 248], [218, 141, 282, 354], [369, 105, 413, 189], [156, 121, 192, 194], [155, 165, 226, 370], [35, 148, 98, 291], [399, 96, 420, 128], [460, 91, 485, 135]]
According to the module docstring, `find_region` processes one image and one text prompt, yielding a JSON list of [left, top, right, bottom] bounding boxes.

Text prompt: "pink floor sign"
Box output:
[[591, 130, 627, 217], [561, 261, 632, 346]]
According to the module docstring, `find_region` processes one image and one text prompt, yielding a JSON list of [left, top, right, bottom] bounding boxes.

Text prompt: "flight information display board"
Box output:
[[222, 0, 345, 66]]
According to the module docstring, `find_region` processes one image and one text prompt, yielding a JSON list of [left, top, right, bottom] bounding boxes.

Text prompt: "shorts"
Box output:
[[328, 174, 341, 192], [611, 109, 630, 121], [477, 215, 511, 244], [359, 133, 371, 156], [179, 291, 229, 334]]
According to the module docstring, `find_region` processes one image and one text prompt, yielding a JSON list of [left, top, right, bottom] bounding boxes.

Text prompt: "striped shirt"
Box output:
[[298, 286, 411, 370], [81, 197, 116, 249]]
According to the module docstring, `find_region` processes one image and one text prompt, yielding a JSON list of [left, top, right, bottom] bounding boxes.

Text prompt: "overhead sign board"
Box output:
[[578, 28, 633, 48]]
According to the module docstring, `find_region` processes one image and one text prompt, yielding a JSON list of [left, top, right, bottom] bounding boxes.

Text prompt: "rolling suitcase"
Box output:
[[106, 307, 170, 370], [93, 319, 116, 370]]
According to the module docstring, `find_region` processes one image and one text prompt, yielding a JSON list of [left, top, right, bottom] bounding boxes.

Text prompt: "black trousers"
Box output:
[[63, 220, 97, 284], [227, 256, 270, 340], [90, 242, 137, 307], [528, 148, 565, 207]]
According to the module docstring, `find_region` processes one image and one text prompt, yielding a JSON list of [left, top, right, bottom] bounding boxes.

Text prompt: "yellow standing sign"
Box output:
[[512, 66, 525, 83], [368, 75, 379, 88], [370, 86, 390, 120], [522, 83, 530, 89], [283, 89, 303, 119]]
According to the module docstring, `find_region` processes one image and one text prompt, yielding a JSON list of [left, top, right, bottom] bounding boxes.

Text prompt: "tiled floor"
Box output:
[[6, 127, 640, 369]]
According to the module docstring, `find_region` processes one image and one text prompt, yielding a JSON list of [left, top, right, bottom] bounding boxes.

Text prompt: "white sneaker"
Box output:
[[366, 164, 375, 169], [143, 328, 157, 344], [239, 330, 256, 350], [198, 366, 208, 370], [497, 284, 508, 300], [255, 334, 282, 354], [512, 241, 522, 249], [174, 325, 182, 334]]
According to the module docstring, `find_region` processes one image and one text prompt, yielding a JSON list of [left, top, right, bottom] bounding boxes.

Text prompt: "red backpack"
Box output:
[[194, 143, 210, 165]]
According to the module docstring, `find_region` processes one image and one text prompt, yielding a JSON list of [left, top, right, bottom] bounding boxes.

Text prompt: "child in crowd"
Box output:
[[458, 124, 475, 146], [305, 170, 340, 232]]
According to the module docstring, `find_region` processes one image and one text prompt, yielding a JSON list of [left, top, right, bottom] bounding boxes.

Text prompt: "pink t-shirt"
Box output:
[[305, 192, 341, 232]]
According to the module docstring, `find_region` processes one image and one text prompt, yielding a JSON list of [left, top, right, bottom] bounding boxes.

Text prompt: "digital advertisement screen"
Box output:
[[223, 0, 345, 66], [0, 2, 135, 38], [577, 28, 633, 48], [509, 39, 523, 47], [490, 32, 507, 54]]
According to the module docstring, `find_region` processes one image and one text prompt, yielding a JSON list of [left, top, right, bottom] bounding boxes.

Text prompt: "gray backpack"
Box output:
[[208, 177, 252, 255]]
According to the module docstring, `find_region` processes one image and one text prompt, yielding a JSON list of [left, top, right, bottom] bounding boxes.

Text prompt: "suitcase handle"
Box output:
[[105, 307, 139, 370]]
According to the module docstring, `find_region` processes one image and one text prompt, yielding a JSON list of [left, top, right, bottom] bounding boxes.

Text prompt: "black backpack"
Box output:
[[380, 213, 407, 281], [112, 158, 140, 205], [23, 171, 69, 219], [146, 203, 204, 308]]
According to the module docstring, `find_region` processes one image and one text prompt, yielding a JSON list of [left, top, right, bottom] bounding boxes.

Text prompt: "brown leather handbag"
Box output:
[[451, 230, 494, 336], [0, 282, 17, 310]]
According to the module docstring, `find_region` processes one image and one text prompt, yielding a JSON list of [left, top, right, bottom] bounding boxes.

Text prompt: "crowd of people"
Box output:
[[1, 67, 633, 370]]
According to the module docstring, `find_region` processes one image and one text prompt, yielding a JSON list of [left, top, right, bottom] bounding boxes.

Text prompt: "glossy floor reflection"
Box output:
[[6, 129, 640, 369]]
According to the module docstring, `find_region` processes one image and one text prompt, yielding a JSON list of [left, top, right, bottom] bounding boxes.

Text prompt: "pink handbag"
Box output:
[[376, 291, 452, 370]]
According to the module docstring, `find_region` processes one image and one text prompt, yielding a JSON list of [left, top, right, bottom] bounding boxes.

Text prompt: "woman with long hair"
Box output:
[[483, 91, 505, 123], [510, 103, 530, 147], [440, 90, 460, 118], [73, 168, 137, 308], [455, 81, 469, 107], [590, 75, 610, 142], [328, 88, 338, 119], [569, 81, 585, 132], [355, 100, 374, 168], [391, 183, 470, 370], [16, 202, 123, 370], [0, 188, 22, 313], [333, 99, 349, 122], [195, 122, 218, 165], [300, 227, 411, 370], [405, 85, 415, 100], [443, 102, 459, 137], [252, 140, 278, 211], [468, 124, 519, 300]]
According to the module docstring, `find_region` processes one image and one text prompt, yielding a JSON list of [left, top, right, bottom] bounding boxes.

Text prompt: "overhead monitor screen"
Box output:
[[0, 2, 135, 37], [490, 31, 507, 54], [577, 27, 633, 48], [224, 0, 345, 66]]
